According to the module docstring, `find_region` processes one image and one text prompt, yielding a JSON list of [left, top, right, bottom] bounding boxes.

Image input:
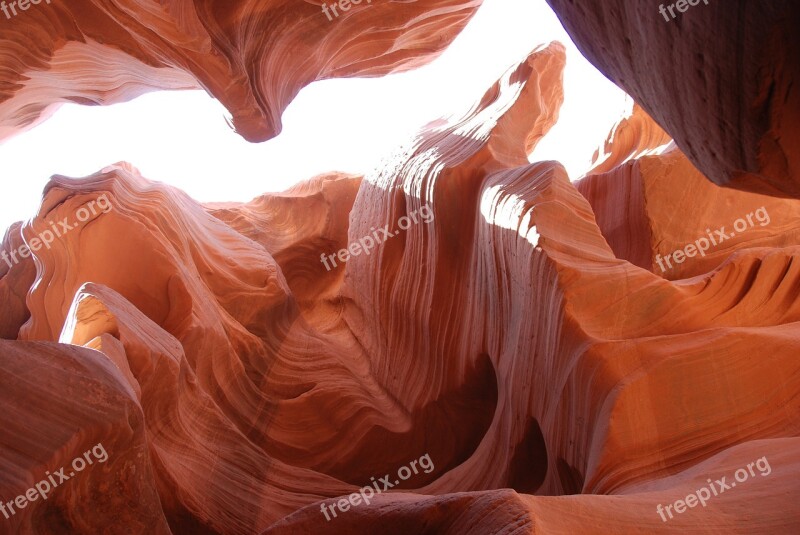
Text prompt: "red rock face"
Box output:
[[546, 0, 800, 197], [0, 222, 35, 338], [577, 106, 800, 280], [0, 0, 481, 142], [2, 4, 800, 535]]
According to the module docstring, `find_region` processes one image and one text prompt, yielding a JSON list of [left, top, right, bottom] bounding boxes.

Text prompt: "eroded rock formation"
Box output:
[[2, 2, 800, 535], [546, 0, 800, 197], [577, 105, 800, 279], [0, 0, 481, 143]]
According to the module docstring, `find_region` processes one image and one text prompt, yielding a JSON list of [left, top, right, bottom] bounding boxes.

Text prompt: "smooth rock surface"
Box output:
[[546, 0, 800, 196], [1, 11, 799, 535], [0, 0, 482, 142]]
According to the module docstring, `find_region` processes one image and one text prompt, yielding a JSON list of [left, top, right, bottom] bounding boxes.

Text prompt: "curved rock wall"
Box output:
[[1, 3, 799, 534], [0, 0, 482, 143], [546, 0, 800, 196]]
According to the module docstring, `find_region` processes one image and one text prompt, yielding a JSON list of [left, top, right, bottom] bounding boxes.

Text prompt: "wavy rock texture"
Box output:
[[2, 19, 800, 535], [5, 164, 377, 533], [545, 0, 800, 197], [577, 106, 800, 278], [0, 339, 170, 534], [261, 41, 800, 532], [584, 103, 672, 177], [0, 0, 481, 142], [0, 222, 35, 338], [269, 438, 800, 534]]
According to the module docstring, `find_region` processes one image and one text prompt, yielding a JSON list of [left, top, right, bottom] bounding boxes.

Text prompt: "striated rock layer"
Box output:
[[546, 0, 800, 197], [2, 37, 800, 534], [0, 0, 482, 143], [577, 105, 800, 279]]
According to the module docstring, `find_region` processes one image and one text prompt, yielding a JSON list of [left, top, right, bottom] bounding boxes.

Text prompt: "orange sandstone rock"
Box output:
[[546, 0, 800, 196], [0, 0, 482, 142], [577, 106, 800, 280], [0, 339, 171, 534], [0, 15, 799, 535], [0, 222, 35, 339]]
